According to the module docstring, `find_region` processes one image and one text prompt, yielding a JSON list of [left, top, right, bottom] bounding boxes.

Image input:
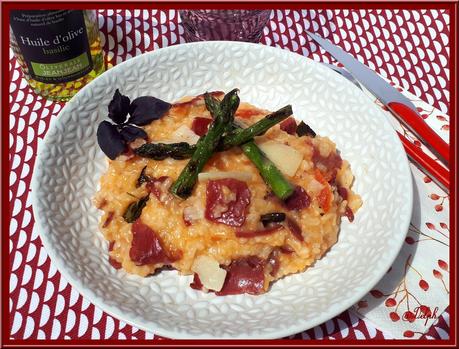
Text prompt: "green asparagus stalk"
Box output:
[[134, 105, 293, 159], [206, 93, 294, 200], [169, 89, 240, 199], [240, 142, 294, 200], [220, 105, 292, 150], [204, 92, 221, 118], [134, 142, 195, 160]]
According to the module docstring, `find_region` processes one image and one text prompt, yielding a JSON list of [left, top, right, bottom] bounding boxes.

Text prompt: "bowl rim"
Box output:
[[30, 40, 414, 339]]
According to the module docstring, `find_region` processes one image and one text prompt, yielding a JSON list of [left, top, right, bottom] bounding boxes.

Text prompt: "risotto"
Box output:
[[94, 90, 362, 295]]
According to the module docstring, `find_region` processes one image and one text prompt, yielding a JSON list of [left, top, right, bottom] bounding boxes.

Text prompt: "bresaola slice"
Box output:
[[286, 217, 304, 241], [312, 147, 343, 182], [337, 186, 348, 200], [189, 273, 204, 290], [191, 117, 212, 136], [190, 257, 266, 295], [284, 185, 311, 211], [216, 257, 265, 295], [280, 117, 297, 135], [345, 206, 355, 222], [205, 179, 251, 227], [129, 220, 171, 266]]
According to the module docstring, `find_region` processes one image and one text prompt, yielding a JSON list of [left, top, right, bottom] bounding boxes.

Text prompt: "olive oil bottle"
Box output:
[[10, 10, 105, 101]]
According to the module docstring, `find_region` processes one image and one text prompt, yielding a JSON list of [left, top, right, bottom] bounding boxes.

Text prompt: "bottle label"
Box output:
[[10, 10, 93, 83]]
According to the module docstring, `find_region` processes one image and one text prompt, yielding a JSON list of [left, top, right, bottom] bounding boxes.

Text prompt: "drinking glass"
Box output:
[[179, 10, 272, 43]]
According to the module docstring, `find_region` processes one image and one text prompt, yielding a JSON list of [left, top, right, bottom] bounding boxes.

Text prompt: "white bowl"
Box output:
[[31, 41, 413, 339]]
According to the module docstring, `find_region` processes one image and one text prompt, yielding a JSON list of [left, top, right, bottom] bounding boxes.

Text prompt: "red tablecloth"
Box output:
[[8, 9, 450, 340]]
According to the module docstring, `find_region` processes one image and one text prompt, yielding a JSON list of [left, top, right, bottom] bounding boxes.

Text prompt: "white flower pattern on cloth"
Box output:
[[350, 81, 450, 339]]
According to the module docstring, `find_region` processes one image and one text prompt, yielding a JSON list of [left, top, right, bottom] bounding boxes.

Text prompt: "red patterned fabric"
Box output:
[[8, 9, 450, 340]]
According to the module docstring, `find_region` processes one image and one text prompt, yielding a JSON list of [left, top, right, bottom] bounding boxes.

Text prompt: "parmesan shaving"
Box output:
[[257, 141, 303, 177], [191, 255, 227, 292]]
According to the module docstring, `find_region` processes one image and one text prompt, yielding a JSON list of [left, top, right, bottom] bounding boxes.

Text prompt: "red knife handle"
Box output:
[[389, 102, 449, 166], [398, 133, 449, 192]]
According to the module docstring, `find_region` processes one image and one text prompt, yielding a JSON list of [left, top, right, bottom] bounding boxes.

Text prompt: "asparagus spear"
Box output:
[[134, 105, 293, 159], [220, 105, 292, 150], [240, 142, 294, 200], [136, 92, 294, 199], [134, 142, 195, 160], [204, 92, 221, 119], [169, 89, 240, 199], [206, 94, 294, 200]]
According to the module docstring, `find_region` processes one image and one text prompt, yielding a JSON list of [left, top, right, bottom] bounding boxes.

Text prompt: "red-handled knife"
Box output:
[[306, 31, 450, 167], [389, 102, 449, 165], [398, 133, 449, 192]]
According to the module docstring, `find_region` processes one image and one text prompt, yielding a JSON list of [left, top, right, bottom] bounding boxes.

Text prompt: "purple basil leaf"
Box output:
[[128, 96, 171, 126], [120, 125, 148, 142], [108, 89, 130, 124], [97, 121, 127, 160]]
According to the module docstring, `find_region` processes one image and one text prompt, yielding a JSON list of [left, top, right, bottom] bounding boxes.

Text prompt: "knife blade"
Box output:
[[306, 31, 449, 166], [321, 62, 449, 193], [320, 62, 361, 89]]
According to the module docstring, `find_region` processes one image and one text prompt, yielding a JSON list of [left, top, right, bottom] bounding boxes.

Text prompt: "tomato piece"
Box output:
[[280, 117, 297, 135], [205, 179, 251, 227], [191, 117, 212, 136], [235, 108, 260, 119], [318, 188, 332, 212], [314, 168, 327, 185], [129, 220, 171, 266], [314, 169, 332, 212]]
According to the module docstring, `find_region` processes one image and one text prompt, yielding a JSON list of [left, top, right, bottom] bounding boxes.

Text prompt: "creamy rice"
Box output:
[[94, 93, 362, 294]]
